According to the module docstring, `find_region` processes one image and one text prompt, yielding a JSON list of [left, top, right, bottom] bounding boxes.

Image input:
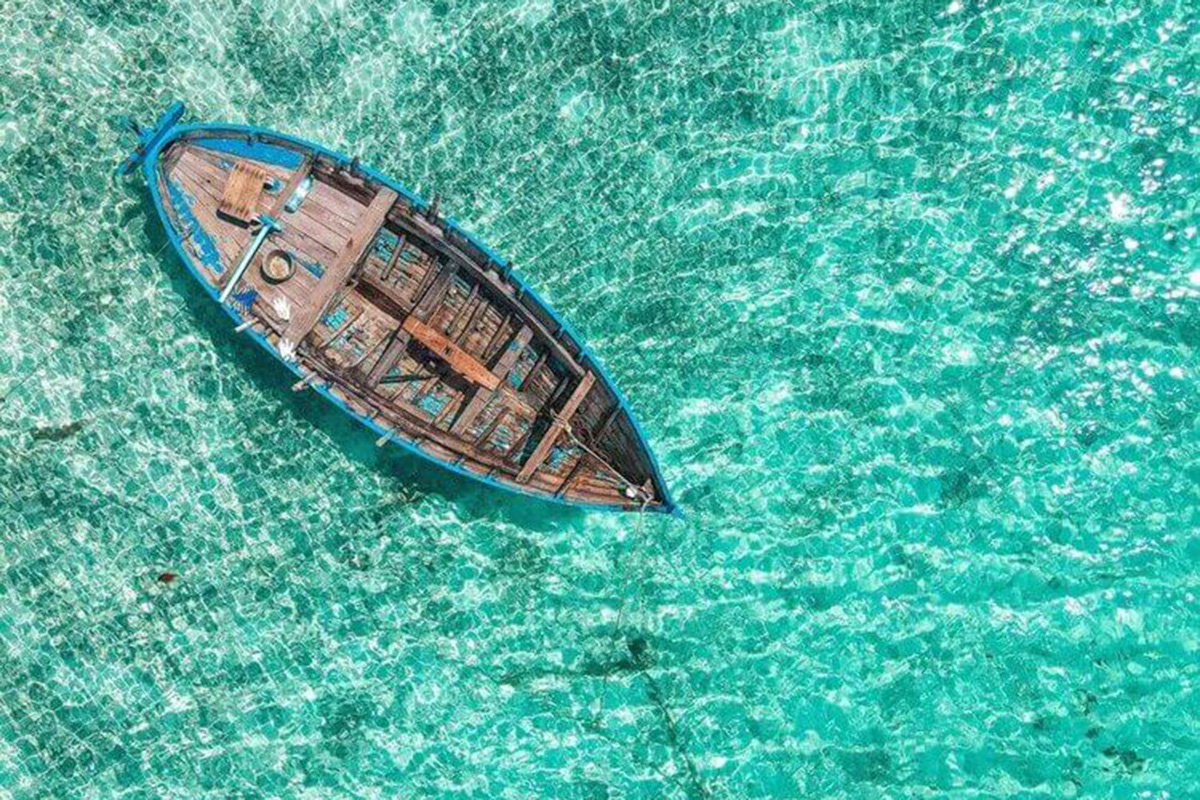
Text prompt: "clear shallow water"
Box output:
[[1, 0, 1198, 795]]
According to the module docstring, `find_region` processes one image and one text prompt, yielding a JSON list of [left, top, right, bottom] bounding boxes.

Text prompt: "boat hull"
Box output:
[[125, 103, 676, 516]]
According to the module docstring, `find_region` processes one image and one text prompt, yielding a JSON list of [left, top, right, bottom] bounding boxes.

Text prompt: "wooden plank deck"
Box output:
[[283, 186, 398, 345]]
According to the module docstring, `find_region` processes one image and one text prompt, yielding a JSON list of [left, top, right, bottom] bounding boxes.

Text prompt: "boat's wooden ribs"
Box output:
[[518, 349, 549, 393], [387, 211, 585, 377], [516, 371, 597, 484], [449, 325, 533, 435], [365, 327, 411, 387], [379, 235, 406, 282], [555, 452, 591, 497], [447, 284, 479, 339], [412, 262, 457, 319], [284, 186, 398, 345], [591, 403, 622, 445]]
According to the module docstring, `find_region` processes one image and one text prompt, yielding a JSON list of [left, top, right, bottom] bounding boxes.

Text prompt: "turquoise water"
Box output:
[[1, 0, 1198, 795]]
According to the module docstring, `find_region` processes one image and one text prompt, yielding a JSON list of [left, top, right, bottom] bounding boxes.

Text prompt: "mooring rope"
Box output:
[[563, 424, 654, 505], [590, 496, 651, 727], [586, 503, 710, 798], [611, 496, 650, 633]]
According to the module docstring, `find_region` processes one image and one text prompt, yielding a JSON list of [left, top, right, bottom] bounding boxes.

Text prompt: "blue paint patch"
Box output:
[[231, 288, 258, 314], [491, 417, 531, 454], [190, 136, 304, 169], [508, 346, 537, 388], [546, 445, 570, 470], [323, 306, 348, 329], [166, 180, 223, 274], [372, 230, 399, 261], [301, 260, 325, 278], [490, 425, 513, 450], [417, 393, 449, 416]]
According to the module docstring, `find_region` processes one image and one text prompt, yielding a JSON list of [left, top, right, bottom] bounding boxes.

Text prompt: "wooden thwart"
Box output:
[[283, 186, 398, 345], [516, 371, 596, 483], [219, 162, 269, 224], [402, 316, 500, 391], [449, 326, 533, 435]]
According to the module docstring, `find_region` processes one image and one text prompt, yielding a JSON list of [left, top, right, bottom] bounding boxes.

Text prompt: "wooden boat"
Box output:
[[120, 102, 676, 515]]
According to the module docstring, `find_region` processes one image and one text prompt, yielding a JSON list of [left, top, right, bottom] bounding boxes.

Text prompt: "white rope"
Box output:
[[563, 424, 654, 505], [591, 497, 651, 727]]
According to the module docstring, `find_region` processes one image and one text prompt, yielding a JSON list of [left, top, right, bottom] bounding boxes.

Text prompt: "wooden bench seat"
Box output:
[[219, 162, 269, 224]]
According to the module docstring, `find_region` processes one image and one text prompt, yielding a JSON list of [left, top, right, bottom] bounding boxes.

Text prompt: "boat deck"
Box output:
[[156, 133, 666, 511]]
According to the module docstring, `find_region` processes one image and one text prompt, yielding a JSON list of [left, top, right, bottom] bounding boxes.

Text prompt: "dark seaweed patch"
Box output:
[[30, 420, 87, 442]]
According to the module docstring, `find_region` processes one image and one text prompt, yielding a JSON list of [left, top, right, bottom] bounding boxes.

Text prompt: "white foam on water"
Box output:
[[1107, 192, 1134, 221]]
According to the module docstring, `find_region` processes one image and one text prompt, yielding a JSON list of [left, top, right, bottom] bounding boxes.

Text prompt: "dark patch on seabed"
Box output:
[[30, 419, 88, 442]]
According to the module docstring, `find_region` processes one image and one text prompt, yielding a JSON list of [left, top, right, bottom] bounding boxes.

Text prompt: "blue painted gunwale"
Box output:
[[131, 103, 678, 517]]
